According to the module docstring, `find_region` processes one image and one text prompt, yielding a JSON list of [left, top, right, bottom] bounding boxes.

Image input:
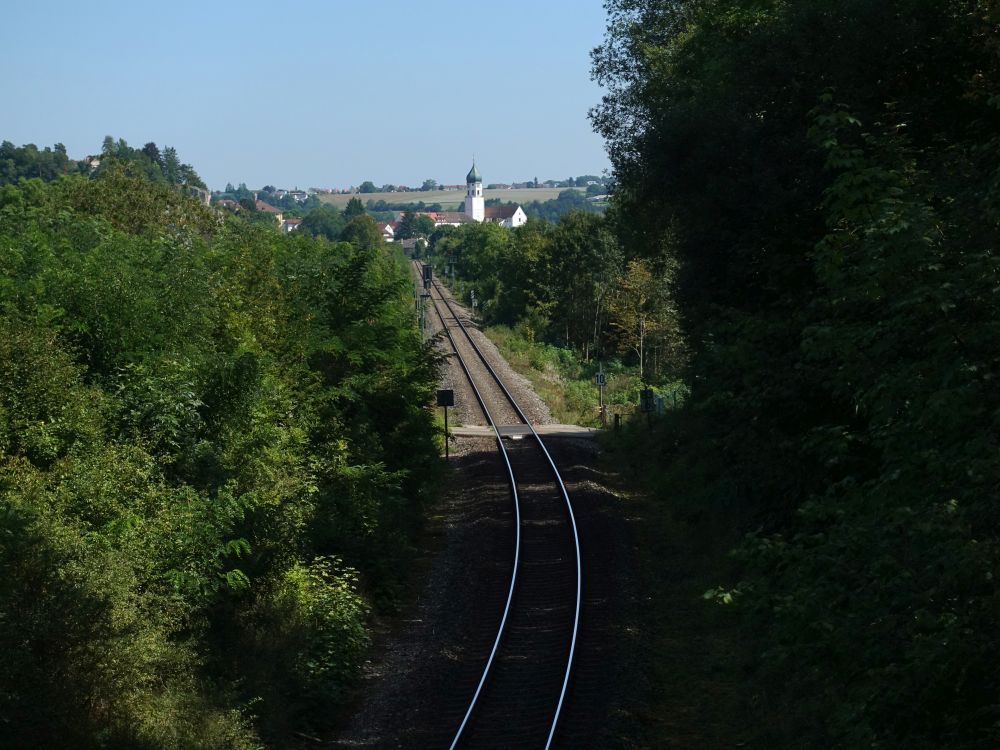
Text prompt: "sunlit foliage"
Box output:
[[0, 167, 439, 748]]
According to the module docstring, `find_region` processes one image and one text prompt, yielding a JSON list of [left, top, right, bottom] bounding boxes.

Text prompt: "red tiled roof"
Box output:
[[421, 211, 472, 224], [484, 205, 519, 220], [255, 200, 282, 214]]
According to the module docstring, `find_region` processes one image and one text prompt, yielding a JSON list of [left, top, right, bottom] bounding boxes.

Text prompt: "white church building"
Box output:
[[418, 163, 528, 230], [464, 162, 528, 228]]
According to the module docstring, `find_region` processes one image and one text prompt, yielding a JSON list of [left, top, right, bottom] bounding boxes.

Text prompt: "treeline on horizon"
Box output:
[[0, 153, 440, 747], [1, 136, 206, 191]]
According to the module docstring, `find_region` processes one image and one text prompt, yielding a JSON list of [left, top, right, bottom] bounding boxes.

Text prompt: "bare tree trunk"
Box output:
[[592, 296, 603, 359], [638, 319, 645, 380]]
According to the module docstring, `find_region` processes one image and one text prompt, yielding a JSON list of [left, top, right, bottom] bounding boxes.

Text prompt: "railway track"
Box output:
[[417, 263, 582, 749]]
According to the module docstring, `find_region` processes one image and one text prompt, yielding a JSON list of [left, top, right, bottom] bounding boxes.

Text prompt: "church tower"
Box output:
[[464, 161, 484, 222]]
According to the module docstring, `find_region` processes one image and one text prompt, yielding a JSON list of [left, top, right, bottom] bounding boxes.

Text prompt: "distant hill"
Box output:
[[318, 187, 583, 210]]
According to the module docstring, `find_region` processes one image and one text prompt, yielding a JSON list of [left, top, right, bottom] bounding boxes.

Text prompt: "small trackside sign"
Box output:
[[437, 389, 454, 407], [639, 389, 655, 413]]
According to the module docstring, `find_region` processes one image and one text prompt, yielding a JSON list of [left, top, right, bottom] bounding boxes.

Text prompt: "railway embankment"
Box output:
[[328, 268, 750, 748]]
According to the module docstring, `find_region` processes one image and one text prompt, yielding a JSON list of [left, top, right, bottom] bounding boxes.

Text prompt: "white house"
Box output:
[[374, 220, 395, 241], [484, 204, 528, 228]]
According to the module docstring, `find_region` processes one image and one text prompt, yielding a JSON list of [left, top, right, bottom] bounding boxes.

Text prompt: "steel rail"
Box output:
[[429, 274, 582, 750], [413, 263, 524, 750]]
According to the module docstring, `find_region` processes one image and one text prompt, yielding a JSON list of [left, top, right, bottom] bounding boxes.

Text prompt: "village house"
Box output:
[[420, 211, 473, 228], [484, 204, 527, 227], [255, 199, 283, 226], [374, 220, 395, 241]]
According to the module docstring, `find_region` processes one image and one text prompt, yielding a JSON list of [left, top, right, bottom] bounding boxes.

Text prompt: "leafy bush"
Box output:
[[0, 168, 439, 747]]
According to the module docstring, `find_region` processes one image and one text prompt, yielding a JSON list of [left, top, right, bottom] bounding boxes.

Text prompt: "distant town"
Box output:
[[273, 174, 609, 196], [212, 163, 612, 236], [214, 172, 611, 201]]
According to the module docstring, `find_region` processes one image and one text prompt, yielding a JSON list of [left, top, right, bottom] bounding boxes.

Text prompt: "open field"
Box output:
[[318, 187, 581, 209]]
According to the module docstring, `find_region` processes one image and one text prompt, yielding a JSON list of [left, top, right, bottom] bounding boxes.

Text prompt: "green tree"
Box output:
[[339, 214, 382, 250], [343, 196, 365, 218], [300, 205, 347, 241], [592, 1, 1000, 746], [0, 163, 441, 748], [162, 146, 180, 184], [413, 214, 435, 237], [395, 210, 417, 240], [606, 258, 679, 379], [141, 141, 162, 166]]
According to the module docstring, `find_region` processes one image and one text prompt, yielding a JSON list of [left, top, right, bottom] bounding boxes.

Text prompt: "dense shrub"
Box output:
[[593, 0, 1000, 746], [0, 170, 439, 748]]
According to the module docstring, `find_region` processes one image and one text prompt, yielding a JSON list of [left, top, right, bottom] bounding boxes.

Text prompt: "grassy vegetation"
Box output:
[[318, 187, 581, 209], [485, 324, 684, 427]]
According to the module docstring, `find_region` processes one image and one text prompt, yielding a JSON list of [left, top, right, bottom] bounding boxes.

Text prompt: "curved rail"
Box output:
[[422, 268, 582, 749], [417, 267, 523, 748]]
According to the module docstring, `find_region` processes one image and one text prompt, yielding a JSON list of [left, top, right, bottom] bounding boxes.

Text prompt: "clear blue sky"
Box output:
[[2, 1, 611, 190]]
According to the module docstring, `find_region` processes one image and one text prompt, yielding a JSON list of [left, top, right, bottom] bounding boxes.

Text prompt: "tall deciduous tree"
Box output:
[[592, 1, 1000, 746], [606, 258, 665, 379]]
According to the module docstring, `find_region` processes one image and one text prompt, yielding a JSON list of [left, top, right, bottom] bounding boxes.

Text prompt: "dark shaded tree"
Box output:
[[592, 1, 1000, 746], [343, 196, 365, 219]]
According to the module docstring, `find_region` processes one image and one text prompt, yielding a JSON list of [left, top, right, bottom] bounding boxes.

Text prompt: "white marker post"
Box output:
[[595, 363, 606, 428]]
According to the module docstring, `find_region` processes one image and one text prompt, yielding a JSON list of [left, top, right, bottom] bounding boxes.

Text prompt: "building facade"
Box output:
[[463, 162, 485, 221]]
